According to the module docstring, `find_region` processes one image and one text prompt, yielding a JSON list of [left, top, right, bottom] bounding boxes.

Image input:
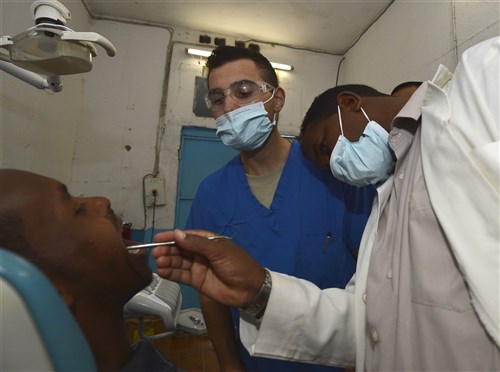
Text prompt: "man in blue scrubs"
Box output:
[[186, 46, 374, 372]]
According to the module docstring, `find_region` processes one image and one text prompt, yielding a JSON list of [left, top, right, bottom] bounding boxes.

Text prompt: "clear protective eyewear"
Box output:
[[205, 80, 275, 110]]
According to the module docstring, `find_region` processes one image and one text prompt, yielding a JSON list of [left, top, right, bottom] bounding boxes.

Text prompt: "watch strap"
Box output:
[[240, 268, 272, 319]]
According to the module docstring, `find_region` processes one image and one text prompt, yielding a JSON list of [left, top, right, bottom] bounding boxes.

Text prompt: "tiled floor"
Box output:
[[127, 317, 220, 372]]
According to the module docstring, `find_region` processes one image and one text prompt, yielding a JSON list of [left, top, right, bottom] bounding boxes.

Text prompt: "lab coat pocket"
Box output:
[[470, 140, 500, 194], [408, 189, 473, 312]]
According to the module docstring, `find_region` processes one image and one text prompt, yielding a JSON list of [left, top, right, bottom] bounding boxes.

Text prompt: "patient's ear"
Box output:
[[52, 280, 76, 310]]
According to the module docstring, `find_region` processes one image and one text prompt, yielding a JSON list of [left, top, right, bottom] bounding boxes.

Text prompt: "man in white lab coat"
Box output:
[[153, 37, 499, 370]]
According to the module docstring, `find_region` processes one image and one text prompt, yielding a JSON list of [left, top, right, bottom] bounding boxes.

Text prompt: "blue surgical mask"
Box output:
[[329, 106, 394, 187], [215, 100, 276, 151]]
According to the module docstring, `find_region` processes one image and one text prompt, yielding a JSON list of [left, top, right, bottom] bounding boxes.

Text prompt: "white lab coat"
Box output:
[[240, 36, 499, 370]]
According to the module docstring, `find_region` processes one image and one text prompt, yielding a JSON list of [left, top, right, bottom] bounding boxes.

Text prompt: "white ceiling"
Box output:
[[84, 0, 394, 55]]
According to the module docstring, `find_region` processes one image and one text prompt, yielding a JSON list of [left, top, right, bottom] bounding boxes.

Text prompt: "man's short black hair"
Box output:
[[206, 46, 279, 88], [300, 84, 386, 138], [391, 81, 422, 96]]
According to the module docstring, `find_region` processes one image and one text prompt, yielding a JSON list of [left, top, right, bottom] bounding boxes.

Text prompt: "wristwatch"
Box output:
[[240, 268, 272, 319]]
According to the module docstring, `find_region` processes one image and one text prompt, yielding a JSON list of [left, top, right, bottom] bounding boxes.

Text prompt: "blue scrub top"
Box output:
[[186, 141, 375, 372]]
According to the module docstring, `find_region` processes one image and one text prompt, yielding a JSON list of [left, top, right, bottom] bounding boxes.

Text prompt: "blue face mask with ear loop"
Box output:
[[329, 105, 395, 187], [215, 91, 276, 151]]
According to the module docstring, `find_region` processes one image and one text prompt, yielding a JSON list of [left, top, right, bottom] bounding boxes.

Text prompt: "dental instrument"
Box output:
[[127, 235, 232, 250]]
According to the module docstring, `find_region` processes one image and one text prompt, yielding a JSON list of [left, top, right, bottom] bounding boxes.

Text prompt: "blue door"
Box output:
[[175, 126, 238, 229], [174, 126, 237, 308]]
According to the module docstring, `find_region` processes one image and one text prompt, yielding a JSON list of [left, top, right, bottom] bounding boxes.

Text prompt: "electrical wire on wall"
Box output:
[[141, 173, 158, 261], [149, 190, 158, 261], [336, 56, 345, 86], [141, 173, 155, 231]]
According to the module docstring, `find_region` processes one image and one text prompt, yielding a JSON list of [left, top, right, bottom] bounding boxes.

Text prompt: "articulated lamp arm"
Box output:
[[0, 60, 62, 92]]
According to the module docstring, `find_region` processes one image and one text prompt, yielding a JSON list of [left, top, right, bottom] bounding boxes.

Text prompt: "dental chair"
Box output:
[[0, 248, 97, 371]]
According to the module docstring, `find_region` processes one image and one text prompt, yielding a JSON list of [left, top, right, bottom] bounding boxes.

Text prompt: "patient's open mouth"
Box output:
[[124, 239, 145, 255]]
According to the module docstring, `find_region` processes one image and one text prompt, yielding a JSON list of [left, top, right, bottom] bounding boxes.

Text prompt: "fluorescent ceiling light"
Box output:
[[186, 48, 212, 57], [186, 48, 293, 71], [270, 62, 293, 71]]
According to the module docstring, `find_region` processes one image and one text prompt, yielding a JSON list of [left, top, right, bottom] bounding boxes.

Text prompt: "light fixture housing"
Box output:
[[186, 47, 293, 71], [0, 0, 116, 92]]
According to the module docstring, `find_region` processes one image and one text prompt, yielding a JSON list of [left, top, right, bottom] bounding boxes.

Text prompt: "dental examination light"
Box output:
[[0, 0, 116, 92]]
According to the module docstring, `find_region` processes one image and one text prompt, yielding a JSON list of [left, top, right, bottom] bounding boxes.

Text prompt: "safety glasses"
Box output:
[[205, 79, 275, 111]]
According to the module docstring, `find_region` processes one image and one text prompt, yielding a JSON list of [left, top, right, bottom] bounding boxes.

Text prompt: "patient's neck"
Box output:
[[74, 301, 133, 371]]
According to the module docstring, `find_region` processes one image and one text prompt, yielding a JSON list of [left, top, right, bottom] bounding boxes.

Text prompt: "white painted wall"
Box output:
[[340, 0, 500, 93], [68, 19, 170, 230], [1, 0, 497, 231]]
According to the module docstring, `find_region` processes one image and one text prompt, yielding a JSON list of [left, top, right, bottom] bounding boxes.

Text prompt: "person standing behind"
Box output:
[[185, 46, 375, 372]]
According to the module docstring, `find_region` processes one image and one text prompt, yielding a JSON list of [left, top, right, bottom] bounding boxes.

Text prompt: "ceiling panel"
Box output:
[[84, 0, 394, 54]]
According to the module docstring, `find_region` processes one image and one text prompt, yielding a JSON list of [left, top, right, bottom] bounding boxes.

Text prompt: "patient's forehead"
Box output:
[[2, 169, 53, 190], [0, 170, 68, 225], [5, 170, 49, 194]]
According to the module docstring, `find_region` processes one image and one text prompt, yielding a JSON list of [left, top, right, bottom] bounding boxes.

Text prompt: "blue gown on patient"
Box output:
[[186, 141, 375, 372]]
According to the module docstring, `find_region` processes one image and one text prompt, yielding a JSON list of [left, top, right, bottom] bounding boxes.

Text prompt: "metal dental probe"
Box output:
[[126, 235, 232, 250]]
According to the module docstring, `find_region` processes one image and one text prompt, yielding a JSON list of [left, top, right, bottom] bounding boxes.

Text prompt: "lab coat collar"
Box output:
[[392, 64, 453, 124]]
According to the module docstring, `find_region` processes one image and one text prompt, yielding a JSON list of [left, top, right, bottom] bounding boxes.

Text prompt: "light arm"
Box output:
[[0, 61, 61, 92]]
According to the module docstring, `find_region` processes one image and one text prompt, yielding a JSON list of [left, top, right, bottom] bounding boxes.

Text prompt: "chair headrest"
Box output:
[[0, 248, 97, 371]]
